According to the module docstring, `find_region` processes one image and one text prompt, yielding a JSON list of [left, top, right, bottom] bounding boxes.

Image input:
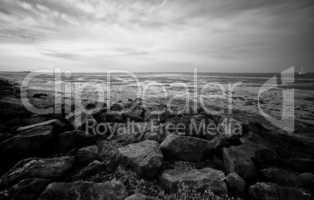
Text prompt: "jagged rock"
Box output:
[[297, 173, 314, 192], [260, 168, 298, 186], [125, 193, 156, 200], [226, 173, 246, 196], [249, 182, 311, 200], [0, 156, 74, 188], [160, 168, 227, 195], [118, 140, 163, 178], [75, 145, 99, 164], [38, 180, 127, 200], [8, 178, 50, 200], [160, 134, 218, 162], [223, 143, 258, 181], [72, 160, 107, 180]]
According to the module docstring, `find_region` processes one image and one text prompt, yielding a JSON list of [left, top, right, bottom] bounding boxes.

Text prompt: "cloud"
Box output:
[[0, 0, 313, 72]]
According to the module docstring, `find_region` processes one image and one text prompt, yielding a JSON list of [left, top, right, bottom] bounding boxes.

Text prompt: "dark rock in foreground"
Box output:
[[38, 180, 127, 200], [0, 156, 74, 188], [249, 182, 311, 200], [8, 178, 50, 200], [118, 140, 163, 178], [160, 167, 227, 195]]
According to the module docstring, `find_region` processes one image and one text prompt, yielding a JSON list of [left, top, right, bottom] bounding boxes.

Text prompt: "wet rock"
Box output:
[[75, 145, 99, 164], [160, 167, 227, 195], [260, 168, 298, 186], [125, 193, 156, 200], [223, 143, 258, 181], [118, 140, 163, 178], [249, 182, 311, 200], [0, 156, 74, 188], [8, 178, 50, 200], [225, 173, 246, 196], [38, 180, 127, 200], [160, 134, 218, 162]]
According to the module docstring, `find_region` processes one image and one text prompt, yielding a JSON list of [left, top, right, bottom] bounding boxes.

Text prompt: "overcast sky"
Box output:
[[0, 0, 313, 72]]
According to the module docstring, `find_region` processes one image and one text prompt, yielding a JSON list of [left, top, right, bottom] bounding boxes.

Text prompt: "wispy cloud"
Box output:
[[0, 0, 313, 72]]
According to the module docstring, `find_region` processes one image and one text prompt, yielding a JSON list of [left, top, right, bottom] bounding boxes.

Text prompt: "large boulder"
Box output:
[[249, 182, 311, 200], [38, 180, 127, 200], [8, 178, 50, 200], [223, 142, 259, 181], [160, 167, 227, 195], [160, 134, 218, 162], [0, 156, 74, 188], [118, 140, 163, 178]]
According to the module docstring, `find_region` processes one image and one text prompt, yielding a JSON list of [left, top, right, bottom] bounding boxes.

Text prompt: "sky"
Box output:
[[0, 0, 313, 72]]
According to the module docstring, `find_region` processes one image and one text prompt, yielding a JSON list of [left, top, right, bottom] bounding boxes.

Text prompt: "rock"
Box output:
[[118, 140, 163, 178], [160, 134, 218, 162], [125, 193, 156, 200], [111, 103, 124, 111], [75, 145, 99, 164], [54, 130, 97, 153], [144, 132, 163, 143], [297, 173, 314, 192], [226, 173, 246, 196], [260, 168, 298, 186], [38, 180, 127, 200], [72, 160, 106, 180], [160, 167, 227, 195], [8, 178, 50, 200], [223, 143, 258, 181], [97, 141, 120, 169], [0, 156, 74, 187], [249, 182, 311, 200], [0, 123, 56, 167]]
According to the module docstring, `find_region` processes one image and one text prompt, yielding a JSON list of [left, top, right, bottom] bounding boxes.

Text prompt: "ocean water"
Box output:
[[1, 71, 314, 134]]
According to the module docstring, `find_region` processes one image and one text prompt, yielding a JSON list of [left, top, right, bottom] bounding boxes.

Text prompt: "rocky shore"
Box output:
[[0, 78, 314, 200]]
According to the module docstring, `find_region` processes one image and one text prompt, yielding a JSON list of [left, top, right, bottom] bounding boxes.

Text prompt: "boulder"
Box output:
[[225, 173, 246, 196], [260, 168, 298, 186], [249, 182, 311, 200], [125, 193, 156, 200], [118, 140, 163, 178], [75, 145, 99, 164], [72, 160, 107, 180], [160, 167, 227, 195], [0, 123, 56, 167], [223, 143, 258, 181], [8, 178, 50, 200], [160, 134, 218, 162], [38, 180, 127, 200], [0, 156, 74, 187]]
